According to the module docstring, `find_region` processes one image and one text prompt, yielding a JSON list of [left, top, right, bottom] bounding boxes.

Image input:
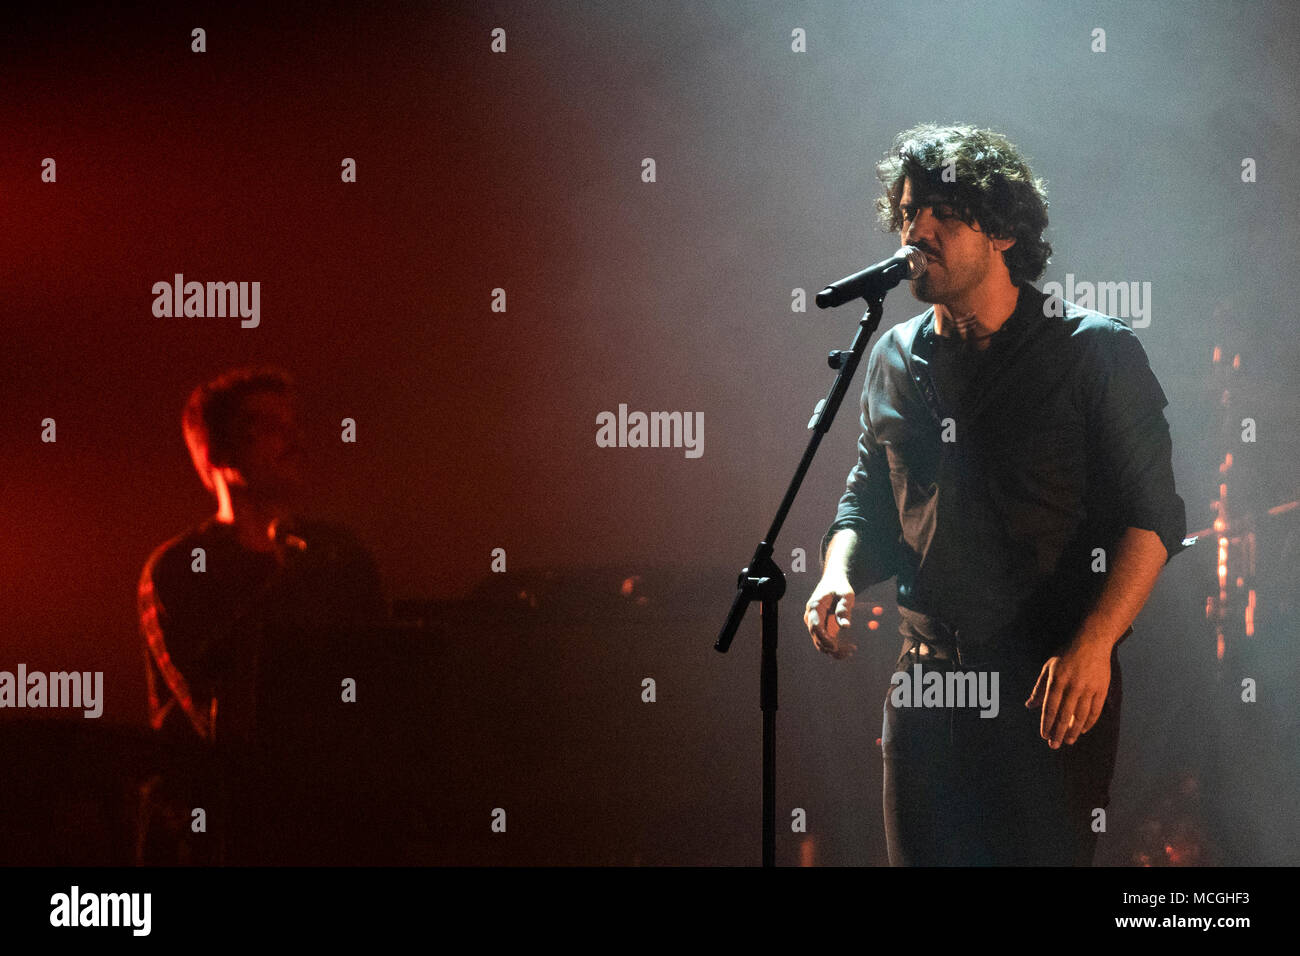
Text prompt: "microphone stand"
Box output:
[[715, 291, 892, 867]]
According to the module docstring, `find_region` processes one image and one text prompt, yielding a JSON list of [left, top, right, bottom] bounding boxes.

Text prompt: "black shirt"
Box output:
[[820, 283, 1187, 660], [138, 516, 384, 747]]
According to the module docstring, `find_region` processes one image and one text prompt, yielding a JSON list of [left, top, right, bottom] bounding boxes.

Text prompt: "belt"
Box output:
[[900, 637, 1020, 671], [902, 626, 1135, 669], [902, 635, 962, 664], [899, 613, 965, 664]]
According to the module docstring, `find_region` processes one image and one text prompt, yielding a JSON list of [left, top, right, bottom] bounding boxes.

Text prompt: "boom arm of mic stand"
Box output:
[[715, 295, 886, 653]]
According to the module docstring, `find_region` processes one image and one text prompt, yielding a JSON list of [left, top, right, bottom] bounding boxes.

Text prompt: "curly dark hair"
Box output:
[[875, 124, 1052, 285], [182, 365, 295, 492]]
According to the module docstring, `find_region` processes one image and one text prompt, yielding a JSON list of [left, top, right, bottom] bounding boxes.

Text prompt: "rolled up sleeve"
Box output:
[[1091, 322, 1188, 565], [820, 377, 903, 586]]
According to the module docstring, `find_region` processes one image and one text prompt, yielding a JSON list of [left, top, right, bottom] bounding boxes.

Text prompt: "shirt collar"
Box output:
[[920, 283, 1039, 351]]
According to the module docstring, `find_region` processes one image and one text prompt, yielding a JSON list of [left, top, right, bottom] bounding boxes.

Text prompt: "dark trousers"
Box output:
[[881, 643, 1122, 866]]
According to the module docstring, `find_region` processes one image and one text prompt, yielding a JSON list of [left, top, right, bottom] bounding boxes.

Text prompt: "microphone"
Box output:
[[816, 246, 928, 308]]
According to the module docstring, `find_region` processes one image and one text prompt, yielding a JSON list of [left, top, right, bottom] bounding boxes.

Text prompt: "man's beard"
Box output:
[[910, 272, 944, 303], [911, 259, 977, 306]]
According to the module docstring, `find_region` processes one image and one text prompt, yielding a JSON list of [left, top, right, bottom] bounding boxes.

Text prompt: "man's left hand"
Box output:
[[1024, 639, 1113, 749]]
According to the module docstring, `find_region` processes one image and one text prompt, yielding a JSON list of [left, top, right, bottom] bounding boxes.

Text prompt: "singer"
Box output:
[[136, 365, 383, 863], [804, 125, 1187, 866]]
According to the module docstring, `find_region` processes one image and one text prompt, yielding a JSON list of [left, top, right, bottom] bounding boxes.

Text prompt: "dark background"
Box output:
[[1, 0, 1296, 865]]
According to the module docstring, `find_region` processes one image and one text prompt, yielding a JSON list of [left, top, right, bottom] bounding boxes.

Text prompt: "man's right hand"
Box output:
[[805, 574, 857, 659]]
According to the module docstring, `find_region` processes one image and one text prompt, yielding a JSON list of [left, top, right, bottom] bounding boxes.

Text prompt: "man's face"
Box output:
[[898, 177, 1003, 305], [224, 390, 306, 501]]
